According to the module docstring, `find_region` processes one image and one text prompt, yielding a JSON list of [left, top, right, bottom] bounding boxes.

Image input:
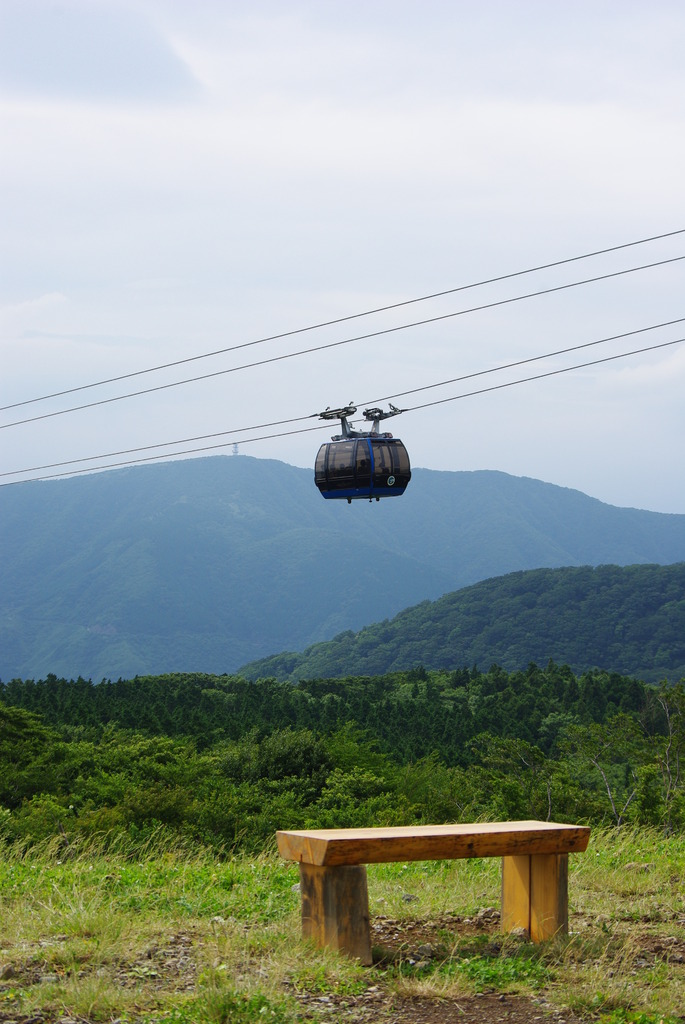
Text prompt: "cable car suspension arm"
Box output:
[[317, 403, 406, 439]]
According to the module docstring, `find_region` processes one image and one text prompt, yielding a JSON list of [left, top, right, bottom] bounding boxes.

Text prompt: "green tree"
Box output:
[[471, 734, 555, 820], [560, 713, 647, 825], [642, 681, 685, 830]]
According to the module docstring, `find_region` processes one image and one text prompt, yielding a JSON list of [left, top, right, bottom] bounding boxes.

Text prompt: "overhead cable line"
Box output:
[[403, 336, 685, 414], [0, 413, 316, 477], [2, 254, 684, 431], [3, 335, 683, 487], [2, 226, 684, 413], [0, 424, 331, 486], [2, 316, 683, 479], [360, 316, 685, 407]]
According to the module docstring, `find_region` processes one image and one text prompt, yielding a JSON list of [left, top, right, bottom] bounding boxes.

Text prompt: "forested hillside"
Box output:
[[240, 562, 685, 683], [2, 455, 685, 682], [0, 666, 682, 851], [0, 663, 647, 761]]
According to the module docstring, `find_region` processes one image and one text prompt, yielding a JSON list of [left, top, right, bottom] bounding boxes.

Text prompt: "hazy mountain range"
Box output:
[[2, 454, 685, 681]]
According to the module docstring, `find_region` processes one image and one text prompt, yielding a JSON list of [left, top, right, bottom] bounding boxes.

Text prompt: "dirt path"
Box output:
[[295, 990, 585, 1022], [0, 996, 587, 1024]]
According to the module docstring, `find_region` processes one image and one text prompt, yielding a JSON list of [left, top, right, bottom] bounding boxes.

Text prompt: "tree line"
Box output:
[[1, 665, 684, 851]]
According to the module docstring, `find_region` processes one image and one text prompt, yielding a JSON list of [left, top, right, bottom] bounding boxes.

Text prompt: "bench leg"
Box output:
[[501, 854, 531, 934], [501, 853, 568, 941], [299, 863, 372, 965]]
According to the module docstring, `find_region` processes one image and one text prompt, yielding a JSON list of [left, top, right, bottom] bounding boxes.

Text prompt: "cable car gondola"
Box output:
[[314, 404, 411, 503]]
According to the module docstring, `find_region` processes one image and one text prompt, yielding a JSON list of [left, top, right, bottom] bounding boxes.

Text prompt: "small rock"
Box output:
[[0, 963, 15, 979], [291, 882, 301, 892], [476, 906, 499, 922], [417, 943, 435, 958]]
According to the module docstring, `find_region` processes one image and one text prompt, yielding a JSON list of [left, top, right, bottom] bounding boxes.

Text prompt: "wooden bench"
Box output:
[[277, 820, 590, 964]]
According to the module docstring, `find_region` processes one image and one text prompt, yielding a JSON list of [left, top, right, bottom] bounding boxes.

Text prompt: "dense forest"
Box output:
[[2, 665, 684, 852], [240, 563, 685, 683]]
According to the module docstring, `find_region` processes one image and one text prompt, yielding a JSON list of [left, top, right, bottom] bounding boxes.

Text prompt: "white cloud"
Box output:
[[0, 0, 199, 101], [0, 291, 68, 317], [0, 0, 684, 511]]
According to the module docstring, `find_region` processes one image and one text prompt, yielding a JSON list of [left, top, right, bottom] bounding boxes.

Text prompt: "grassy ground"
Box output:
[[0, 827, 684, 1023]]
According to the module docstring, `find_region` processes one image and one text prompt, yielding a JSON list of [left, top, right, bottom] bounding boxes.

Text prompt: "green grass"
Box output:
[[598, 1012, 682, 1024], [1, 828, 685, 1021], [142, 989, 296, 1023]]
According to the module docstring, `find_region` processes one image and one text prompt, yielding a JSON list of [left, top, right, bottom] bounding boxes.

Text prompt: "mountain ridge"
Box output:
[[2, 454, 685, 681], [238, 562, 685, 684]]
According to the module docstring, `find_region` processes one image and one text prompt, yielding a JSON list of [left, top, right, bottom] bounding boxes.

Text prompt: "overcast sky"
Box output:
[[1, 0, 684, 512]]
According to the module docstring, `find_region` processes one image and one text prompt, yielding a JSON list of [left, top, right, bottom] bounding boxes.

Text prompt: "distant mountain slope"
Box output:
[[239, 563, 685, 683], [2, 455, 685, 681]]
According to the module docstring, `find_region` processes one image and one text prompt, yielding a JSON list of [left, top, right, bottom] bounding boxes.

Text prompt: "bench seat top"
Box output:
[[277, 820, 590, 866]]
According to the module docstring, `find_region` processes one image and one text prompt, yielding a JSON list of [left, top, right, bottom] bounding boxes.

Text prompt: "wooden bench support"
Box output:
[[278, 822, 588, 961], [299, 863, 372, 965], [501, 853, 568, 941]]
